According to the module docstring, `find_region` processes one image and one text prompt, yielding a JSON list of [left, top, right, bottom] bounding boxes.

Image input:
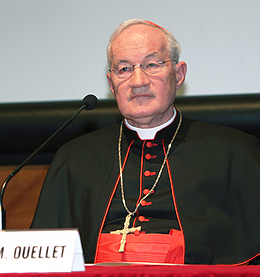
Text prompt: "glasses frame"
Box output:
[[109, 59, 177, 79]]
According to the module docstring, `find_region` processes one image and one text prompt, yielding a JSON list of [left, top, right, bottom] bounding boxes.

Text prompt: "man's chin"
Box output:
[[125, 111, 159, 126], [129, 109, 155, 119]]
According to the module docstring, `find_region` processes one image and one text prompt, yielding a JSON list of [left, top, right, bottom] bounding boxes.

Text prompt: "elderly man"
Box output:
[[31, 19, 260, 265]]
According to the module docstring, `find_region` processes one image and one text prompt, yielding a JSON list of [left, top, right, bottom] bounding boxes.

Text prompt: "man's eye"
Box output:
[[147, 62, 159, 68], [118, 67, 130, 73]]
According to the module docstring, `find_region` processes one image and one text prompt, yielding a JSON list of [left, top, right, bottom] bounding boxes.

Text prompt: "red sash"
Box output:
[[95, 229, 184, 264]]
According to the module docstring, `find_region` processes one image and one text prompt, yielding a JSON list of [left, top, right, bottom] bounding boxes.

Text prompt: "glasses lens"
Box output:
[[116, 66, 133, 79], [143, 61, 162, 74], [113, 60, 170, 79]]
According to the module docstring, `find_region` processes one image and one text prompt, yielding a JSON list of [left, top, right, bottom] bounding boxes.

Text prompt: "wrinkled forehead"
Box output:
[[110, 24, 168, 64]]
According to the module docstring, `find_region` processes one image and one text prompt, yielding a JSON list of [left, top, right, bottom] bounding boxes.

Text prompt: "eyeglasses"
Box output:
[[109, 60, 176, 79]]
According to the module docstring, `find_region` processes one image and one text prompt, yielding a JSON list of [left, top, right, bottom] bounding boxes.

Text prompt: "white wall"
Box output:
[[1, 0, 260, 103]]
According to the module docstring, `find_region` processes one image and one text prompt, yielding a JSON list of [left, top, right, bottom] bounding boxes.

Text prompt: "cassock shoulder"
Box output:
[[182, 117, 260, 150], [52, 123, 120, 165]]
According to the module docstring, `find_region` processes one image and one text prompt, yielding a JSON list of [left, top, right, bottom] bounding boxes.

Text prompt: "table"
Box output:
[[1, 264, 260, 277]]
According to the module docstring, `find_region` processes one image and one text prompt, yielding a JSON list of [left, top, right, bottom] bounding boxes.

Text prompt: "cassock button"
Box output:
[[144, 170, 156, 177], [146, 142, 158, 148], [138, 216, 149, 222], [141, 200, 152, 206], [134, 230, 140, 236], [141, 200, 147, 206], [145, 154, 157, 160], [146, 142, 152, 148], [143, 189, 154, 195], [145, 153, 152, 160], [138, 216, 146, 222]]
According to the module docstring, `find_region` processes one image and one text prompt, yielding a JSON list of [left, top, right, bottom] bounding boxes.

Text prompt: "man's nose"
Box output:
[[129, 66, 150, 88]]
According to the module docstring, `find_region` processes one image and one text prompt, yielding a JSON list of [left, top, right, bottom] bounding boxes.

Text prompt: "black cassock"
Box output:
[[31, 111, 260, 264]]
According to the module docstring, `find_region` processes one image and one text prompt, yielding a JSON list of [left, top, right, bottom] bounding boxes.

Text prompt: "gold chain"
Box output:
[[118, 111, 182, 217]]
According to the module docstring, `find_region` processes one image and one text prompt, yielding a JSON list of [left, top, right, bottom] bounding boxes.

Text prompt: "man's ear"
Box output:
[[175, 61, 187, 90], [107, 72, 115, 95]]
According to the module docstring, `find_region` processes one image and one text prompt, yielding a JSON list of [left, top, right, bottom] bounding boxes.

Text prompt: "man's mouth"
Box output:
[[131, 93, 153, 100]]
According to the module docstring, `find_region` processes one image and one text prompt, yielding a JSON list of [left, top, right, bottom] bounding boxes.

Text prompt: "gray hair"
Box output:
[[107, 19, 181, 67]]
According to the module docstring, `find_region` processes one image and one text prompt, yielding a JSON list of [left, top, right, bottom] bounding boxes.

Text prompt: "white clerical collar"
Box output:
[[124, 108, 177, 140]]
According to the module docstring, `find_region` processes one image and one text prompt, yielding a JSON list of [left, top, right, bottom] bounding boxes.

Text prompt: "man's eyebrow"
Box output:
[[114, 59, 130, 67], [113, 52, 162, 67], [145, 52, 161, 59]]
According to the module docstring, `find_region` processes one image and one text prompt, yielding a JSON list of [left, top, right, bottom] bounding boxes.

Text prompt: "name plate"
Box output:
[[0, 229, 85, 273]]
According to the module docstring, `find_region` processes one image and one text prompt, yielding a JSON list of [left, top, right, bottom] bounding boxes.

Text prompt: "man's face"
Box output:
[[107, 24, 186, 128]]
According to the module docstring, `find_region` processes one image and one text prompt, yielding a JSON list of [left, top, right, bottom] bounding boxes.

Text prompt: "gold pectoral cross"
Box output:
[[110, 214, 141, 253]]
